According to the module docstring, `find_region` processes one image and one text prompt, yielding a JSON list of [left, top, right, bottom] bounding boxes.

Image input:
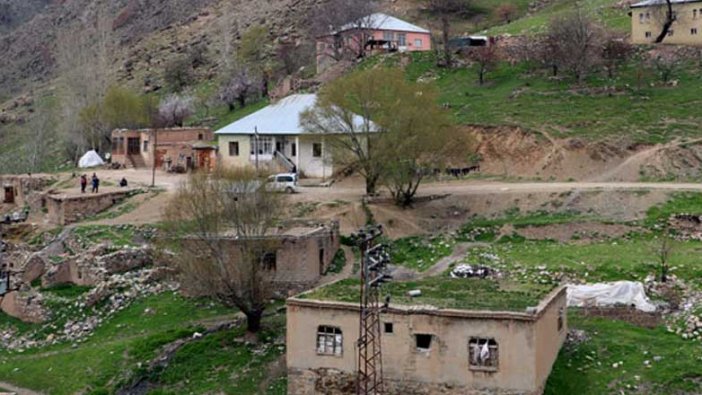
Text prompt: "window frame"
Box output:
[[414, 333, 433, 351], [312, 142, 323, 158], [229, 141, 240, 157], [142, 140, 149, 153], [316, 325, 343, 356], [468, 337, 499, 372]]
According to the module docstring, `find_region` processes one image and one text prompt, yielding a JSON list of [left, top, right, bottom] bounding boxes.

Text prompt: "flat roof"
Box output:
[[299, 277, 557, 312]]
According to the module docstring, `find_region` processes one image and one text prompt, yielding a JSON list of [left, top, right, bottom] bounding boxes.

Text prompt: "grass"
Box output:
[[72, 224, 147, 247], [41, 283, 93, 298], [457, 209, 589, 242], [391, 49, 702, 144], [325, 248, 347, 274], [0, 293, 235, 394], [546, 312, 702, 395], [302, 277, 554, 311], [390, 235, 455, 271], [645, 192, 702, 226]]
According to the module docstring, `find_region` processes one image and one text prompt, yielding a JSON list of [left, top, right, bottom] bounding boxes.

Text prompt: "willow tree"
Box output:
[[301, 68, 464, 204], [162, 168, 282, 333]]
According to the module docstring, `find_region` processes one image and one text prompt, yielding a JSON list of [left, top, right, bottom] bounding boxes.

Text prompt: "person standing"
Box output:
[[80, 174, 87, 193], [91, 173, 100, 193]]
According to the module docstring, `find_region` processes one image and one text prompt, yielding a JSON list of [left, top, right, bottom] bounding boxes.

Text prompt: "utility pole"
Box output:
[[0, 223, 8, 296], [354, 224, 391, 395], [151, 128, 158, 187]]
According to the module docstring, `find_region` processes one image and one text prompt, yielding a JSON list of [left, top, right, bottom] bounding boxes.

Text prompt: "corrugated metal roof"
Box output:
[[215, 94, 373, 135], [631, 0, 701, 7], [339, 13, 430, 34]]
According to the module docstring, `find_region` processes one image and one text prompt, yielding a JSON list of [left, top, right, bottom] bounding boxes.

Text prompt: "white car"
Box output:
[[265, 173, 299, 194]]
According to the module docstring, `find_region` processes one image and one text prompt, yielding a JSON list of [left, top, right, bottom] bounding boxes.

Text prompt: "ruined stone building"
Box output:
[[286, 280, 567, 395]]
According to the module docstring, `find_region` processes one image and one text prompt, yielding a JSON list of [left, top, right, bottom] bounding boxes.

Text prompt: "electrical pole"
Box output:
[[151, 128, 158, 187], [0, 223, 8, 296], [354, 224, 391, 395]]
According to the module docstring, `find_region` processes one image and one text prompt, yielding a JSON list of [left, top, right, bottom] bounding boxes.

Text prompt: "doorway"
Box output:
[[319, 248, 325, 275], [3, 186, 14, 204]]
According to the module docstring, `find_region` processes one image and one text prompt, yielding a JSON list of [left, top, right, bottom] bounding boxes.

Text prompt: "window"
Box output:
[[277, 176, 294, 182], [558, 307, 565, 331], [693, 28, 699, 35], [639, 13, 644, 23], [317, 326, 343, 356], [312, 142, 323, 158], [291, 142, 297, 157], [415, 334, 432, 350], [383, 31, 394, 42], [646, 12, 650, 21], [398, 33, 407, 46], [112, 137, 125, 154], [694, 9, 698, 19], [198, 133, 203, 140], [469, 338, 499, 370], [229, 141, 239, 156], [668, 29, 674, 36], [143, 140, 149, 153], [645, 31, 652, 38], [414, 38, 423, 48], [251, 136, 273, 155], [261, 251, 277, 271], [384, 322, 394, 334]]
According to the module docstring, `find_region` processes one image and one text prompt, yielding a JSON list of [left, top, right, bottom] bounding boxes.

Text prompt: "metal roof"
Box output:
[[339, 13, 430, 34], [631, 0, 702, 7], [215, 94, 373, 136]]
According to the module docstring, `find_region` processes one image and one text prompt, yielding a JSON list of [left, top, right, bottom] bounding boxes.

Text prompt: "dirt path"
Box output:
[[0, 381, 43, 395], [421, 242, 491, 278]]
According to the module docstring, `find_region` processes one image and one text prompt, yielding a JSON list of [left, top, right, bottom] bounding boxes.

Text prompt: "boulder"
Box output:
[[22, 254, 46, 284], [0, 290, 50, 323]]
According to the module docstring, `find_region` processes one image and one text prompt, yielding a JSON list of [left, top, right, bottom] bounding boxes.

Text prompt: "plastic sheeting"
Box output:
[[567, 281, 657, 312], [78, 150, 105, 168]]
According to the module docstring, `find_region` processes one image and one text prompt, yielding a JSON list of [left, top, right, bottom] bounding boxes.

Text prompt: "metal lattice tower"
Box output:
[[354, 225, 391, 395]]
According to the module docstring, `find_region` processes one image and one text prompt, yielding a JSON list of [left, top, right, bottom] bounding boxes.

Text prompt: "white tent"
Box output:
[[78, 150, 105, 168], [567, 281, 657, 312]]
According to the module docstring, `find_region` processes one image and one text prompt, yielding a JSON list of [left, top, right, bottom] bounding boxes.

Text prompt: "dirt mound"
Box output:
[[471, 126, 702, 182]]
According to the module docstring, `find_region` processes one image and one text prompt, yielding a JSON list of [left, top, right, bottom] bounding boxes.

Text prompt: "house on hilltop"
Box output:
[[111, 128, 217, 172], [286, 278, 567, 395], [316, 13, 432, 72], [215, 94, 372, 179], [631, 0, 702, 44]]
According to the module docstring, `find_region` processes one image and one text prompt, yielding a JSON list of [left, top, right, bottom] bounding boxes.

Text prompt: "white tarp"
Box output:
[[78, 150, 104, 168], [567, 281, 657, 312]]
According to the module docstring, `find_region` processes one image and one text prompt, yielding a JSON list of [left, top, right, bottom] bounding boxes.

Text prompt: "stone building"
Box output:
[[0, 175, 53, 208], [111, 127, 216, 171], [286, 280, 567, 395], [631, 0, 702, 44], [45, 190, 133, 225]]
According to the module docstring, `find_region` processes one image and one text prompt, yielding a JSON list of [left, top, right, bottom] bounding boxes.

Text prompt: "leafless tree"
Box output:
[[24, 101, 57, 172], [422, 0, 476, 68], [650, 50, 681, 83], [218, 66, 260, 111], [309, 0, 378, 61], [163, 168, 283, 333], [545, 8, 603, 82], [158, 94, 194, 127], [601, 36, 634, 79], [465, 46, 500, 85], [495, 3, 517, 24], [650, 226, 676, 282]]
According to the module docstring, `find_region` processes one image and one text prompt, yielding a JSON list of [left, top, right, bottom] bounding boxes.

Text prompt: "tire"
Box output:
[[285, 187, 294, 194]]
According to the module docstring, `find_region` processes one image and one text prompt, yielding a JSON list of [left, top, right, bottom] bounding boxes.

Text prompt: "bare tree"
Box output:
[[422, 0, 476, 67], [163, 168, 283, 333], [650, 226, 676, 282], [218, 66, 260, 111], [309, 0, 378, 62], [495, 3, 517, 24], [545, 8, 602, 82], [159, 94, 194, 127], [650, 49, 681, 83], [24, 100, 57, 172], [465, 46, 500, 85], [601, 36, 634, 79]]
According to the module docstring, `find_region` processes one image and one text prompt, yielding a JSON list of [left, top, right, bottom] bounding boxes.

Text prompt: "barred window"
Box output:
[[469, 338, 499, 371], [317, 326, 343, 356]]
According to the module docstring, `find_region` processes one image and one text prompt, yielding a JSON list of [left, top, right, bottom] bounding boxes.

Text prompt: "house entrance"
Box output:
[[155, 149, 167, 168], [3, 186, 14, 204], [319, 248, 325, 275], [127, 138, 141, 155]]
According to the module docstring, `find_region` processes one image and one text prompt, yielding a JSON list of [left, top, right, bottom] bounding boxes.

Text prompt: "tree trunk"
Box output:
[[442, 16, 451, 68], [655, 0, 675, 43], [479, 67, 485, 85], [228, 103, 235, 112], [365, 174, 379, 196], [246, 309, 263, 333]]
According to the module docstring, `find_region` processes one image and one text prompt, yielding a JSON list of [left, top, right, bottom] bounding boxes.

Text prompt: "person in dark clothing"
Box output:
[[80, 174, 87, 193], [119, 177, 128, 187], [91, 173, 100, 193]]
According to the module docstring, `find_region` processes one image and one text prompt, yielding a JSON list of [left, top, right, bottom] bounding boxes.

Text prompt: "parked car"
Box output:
[[265, 173, 298, 194]]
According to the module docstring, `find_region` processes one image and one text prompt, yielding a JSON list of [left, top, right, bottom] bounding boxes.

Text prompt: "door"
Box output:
[[3, 187, 14, 204], [155, 150, 167, 168], [127, 138, 141, 155]]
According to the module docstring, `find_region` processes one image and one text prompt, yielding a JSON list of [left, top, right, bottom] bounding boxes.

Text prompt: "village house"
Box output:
[[286, 279, 567, 395], [316, 13, 432, 72], [631, 0, 702, 44], [185, 220, 340, 294], [110, 127, 217, 171], [216, 94, 369, 179]]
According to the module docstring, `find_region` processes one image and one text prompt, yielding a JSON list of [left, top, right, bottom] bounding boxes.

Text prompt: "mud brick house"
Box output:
[[111, 128, 216, 171], [0, 175, 53, 208], [45, 190, 134, 225], [185, 220, 340, 294], [316, 13, 432, 72], [286, 279, 567, 395], [631, 0, 702, 44]]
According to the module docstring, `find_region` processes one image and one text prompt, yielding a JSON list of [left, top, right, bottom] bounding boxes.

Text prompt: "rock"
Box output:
[[0, 290, 50, 323], [22, 253, 47, 284]]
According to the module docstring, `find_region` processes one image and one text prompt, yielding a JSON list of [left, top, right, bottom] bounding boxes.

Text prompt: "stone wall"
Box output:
[[46, 190, 132, 225], [0, 174, 53, 210]]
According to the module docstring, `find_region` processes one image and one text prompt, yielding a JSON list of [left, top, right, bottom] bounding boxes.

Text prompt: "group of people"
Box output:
[[79, 173, 128, 193]]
